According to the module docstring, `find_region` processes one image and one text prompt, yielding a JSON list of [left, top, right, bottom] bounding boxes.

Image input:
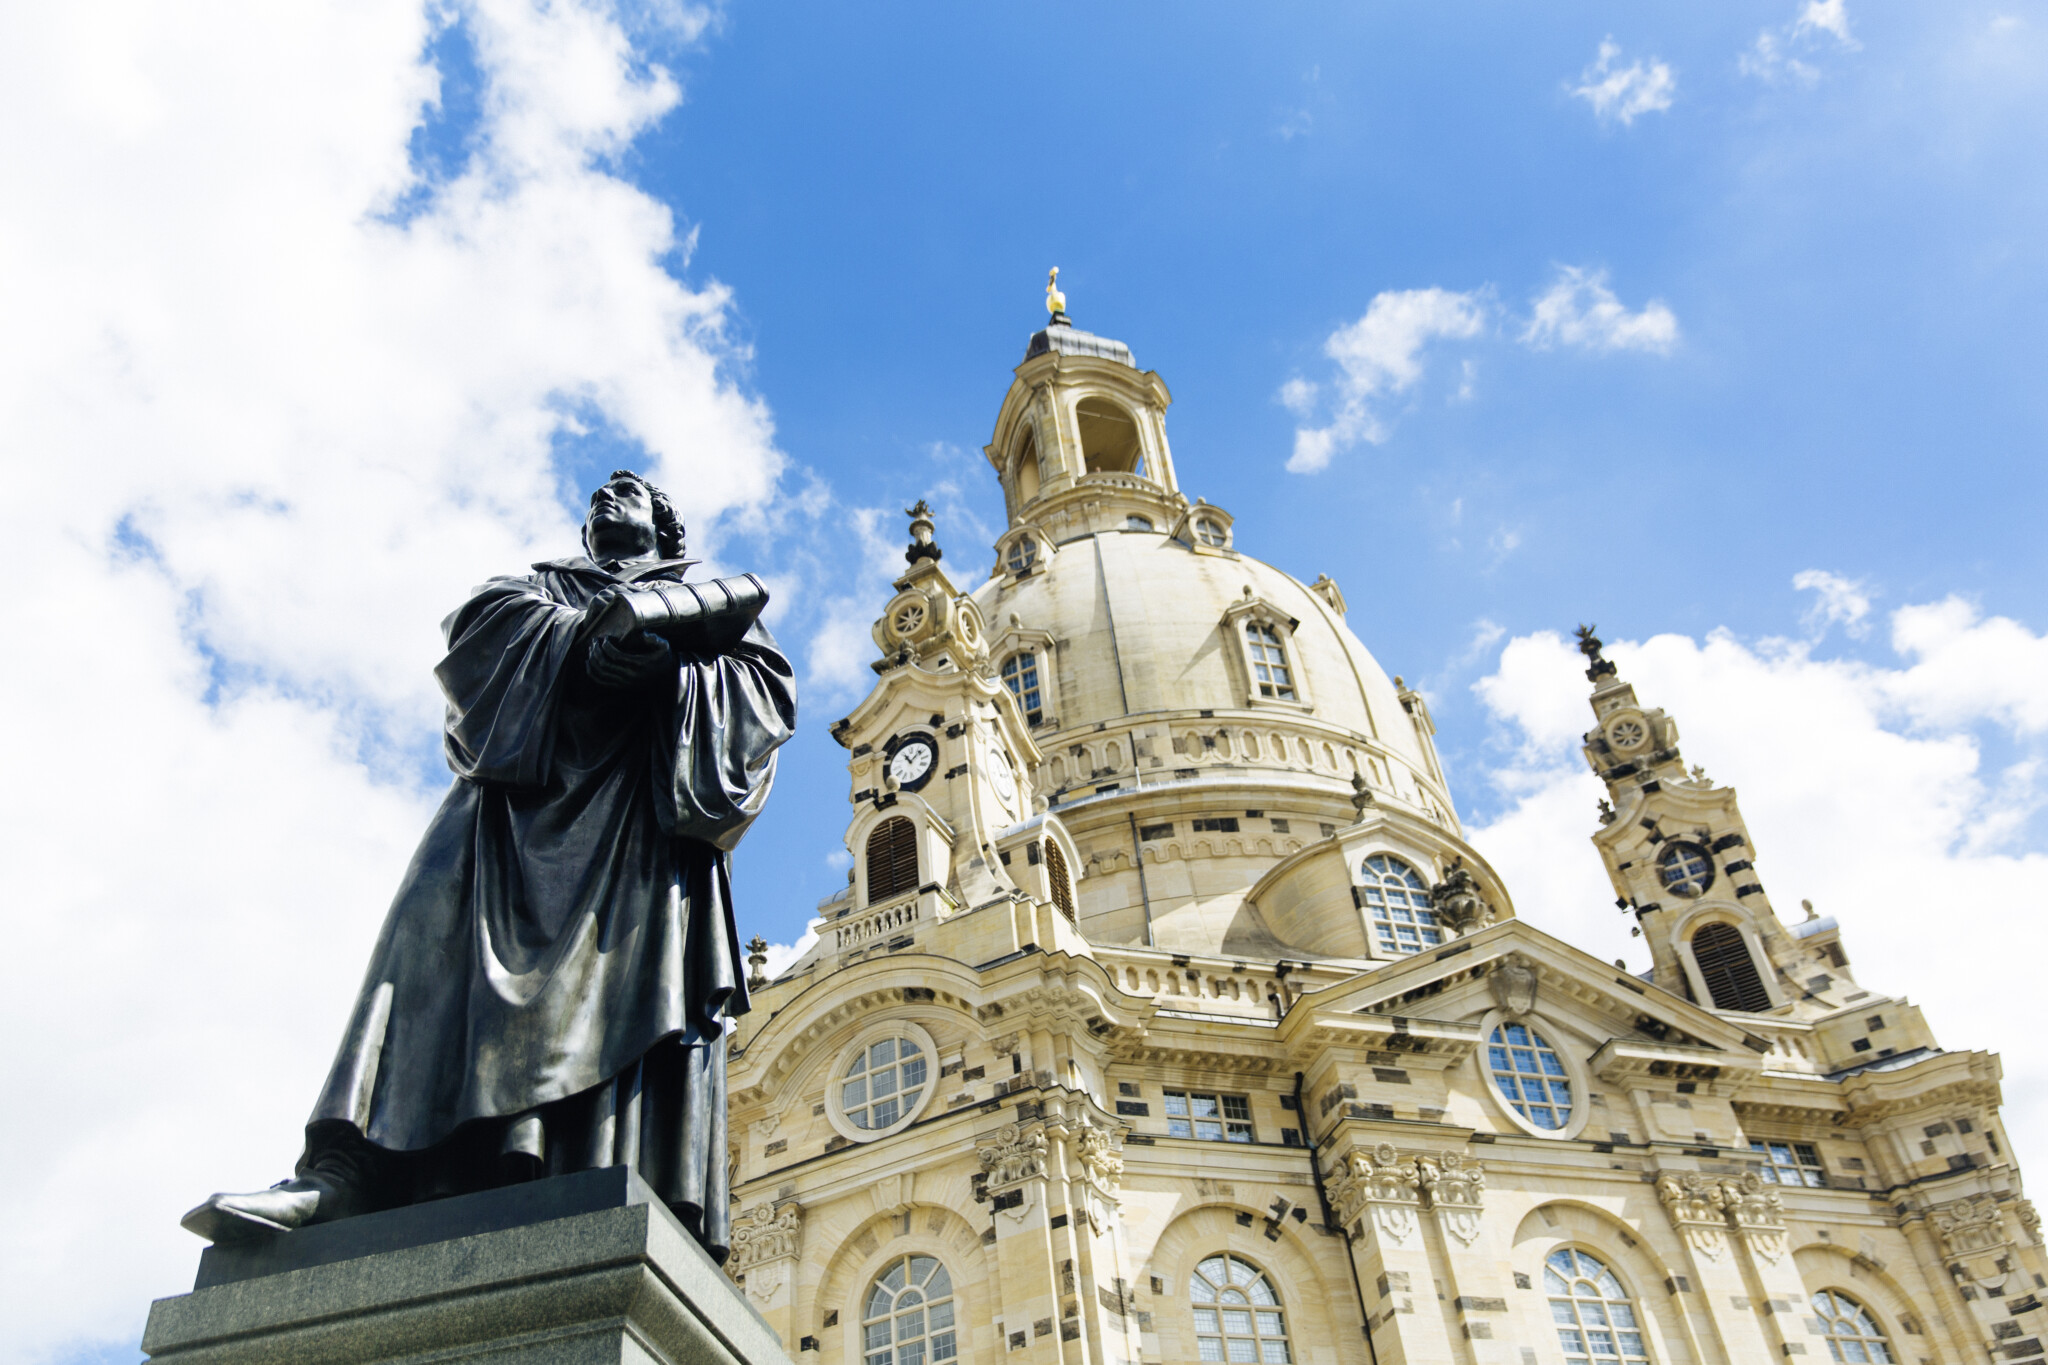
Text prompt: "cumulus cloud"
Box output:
[[1521, 266, 1679, 354], [1466, 591, 2048, 1195], [1793, 568, 1874, 637], [1743, 0, 1860, 83], [1283, 288, 1488, 473], [1569, 38, 1677, 126], [0, 1, 781, 1357]]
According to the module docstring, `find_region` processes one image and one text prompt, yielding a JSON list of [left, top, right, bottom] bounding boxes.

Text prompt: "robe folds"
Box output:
[[305, 554, 795, 1259]]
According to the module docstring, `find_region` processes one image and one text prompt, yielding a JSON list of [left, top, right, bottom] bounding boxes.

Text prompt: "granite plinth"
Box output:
[[143, 1168, 788, 1365]]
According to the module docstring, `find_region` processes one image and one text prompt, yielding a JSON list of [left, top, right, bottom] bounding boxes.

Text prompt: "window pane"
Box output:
[[927, 1302, 953, 1330], [871, 1039, 896, 1067], [1226, 1339, 1257, 1362], [1169, 1118, 1193, 1137], [1198, 1339, 1225, 1362], [910, 1256, 936, 1284], [1192, 1095, 1222, 1118], [1255, 1312, 1284, 1334], [901, 1057, 927, 1087], [1165, 1093, 1190, 1116], [1194, 1310, 1219, 1332], [930, 1334, 956, 1362], [843, 1079, 868, 1107], [871, 1068, 898, 1098], [872, 1098, 899, 1127]]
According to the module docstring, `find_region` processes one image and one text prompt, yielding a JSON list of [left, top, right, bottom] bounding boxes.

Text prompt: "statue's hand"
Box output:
[[586, 630, 674, 689]]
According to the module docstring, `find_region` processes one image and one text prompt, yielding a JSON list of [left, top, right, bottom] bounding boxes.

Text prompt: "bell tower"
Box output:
[[821, 506, 1083, 969], [983, 270, 1186, 562], [1576, 626, 1937, 1068]]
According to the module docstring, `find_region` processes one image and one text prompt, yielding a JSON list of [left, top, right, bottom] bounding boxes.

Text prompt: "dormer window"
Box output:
[[1193, 517, 1228, 548], [1246, 622, 1295, 700], [1001, 651, 1043, 726], [1006, 538, 1038, 575]]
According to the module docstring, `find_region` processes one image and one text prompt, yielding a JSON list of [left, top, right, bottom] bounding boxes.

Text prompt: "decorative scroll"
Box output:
[[980, 1123, 1050, 1192], [1931, 1194, 2008, 1260], [1327, 1142, 1423, 1248], [729, 1201, 804, 1301], [1417, 1151, 1486, 1248]]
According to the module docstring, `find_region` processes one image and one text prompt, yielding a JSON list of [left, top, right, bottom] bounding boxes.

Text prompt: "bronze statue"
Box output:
[[182, 470, 796, 1264]]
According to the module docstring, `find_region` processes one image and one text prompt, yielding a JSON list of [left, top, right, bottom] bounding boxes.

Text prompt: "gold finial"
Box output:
[[1046, 267, 1067, 319]]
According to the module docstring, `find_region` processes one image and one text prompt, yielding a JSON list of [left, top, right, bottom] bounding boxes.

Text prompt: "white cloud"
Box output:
[[0, 1, 780, 1357], [1521, 266, 1679, 354], [1795, 0, 1859, 47], [1284, 288, 1488, 472], [1466, 595, 2048, 1203], [1743, 0, 1860, 83], [1793, 567, 1874, 638], [1569, 38, 1677, 126]]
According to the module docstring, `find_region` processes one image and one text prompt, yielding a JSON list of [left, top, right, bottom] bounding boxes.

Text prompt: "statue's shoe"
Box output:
[[179, 1183, 323, 1243]]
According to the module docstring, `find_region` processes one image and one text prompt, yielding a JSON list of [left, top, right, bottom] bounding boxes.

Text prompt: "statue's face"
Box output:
[[584, 476, 657, 559]]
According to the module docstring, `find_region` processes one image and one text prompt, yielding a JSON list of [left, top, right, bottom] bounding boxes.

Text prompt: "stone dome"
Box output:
[[959, 317, 1501, 960]]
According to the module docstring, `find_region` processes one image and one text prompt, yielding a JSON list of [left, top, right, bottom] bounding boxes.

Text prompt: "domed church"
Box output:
[[724, 288, 2042, 1365]]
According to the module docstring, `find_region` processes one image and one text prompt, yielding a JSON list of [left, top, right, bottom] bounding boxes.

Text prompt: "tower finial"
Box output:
[[1046, 267, 1068, 323], [1575, 623, 1618, 683], [904, 499, 942, 565]]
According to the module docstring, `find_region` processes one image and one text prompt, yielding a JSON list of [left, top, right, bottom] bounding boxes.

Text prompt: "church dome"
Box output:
[[953, 307, 1503, 960]]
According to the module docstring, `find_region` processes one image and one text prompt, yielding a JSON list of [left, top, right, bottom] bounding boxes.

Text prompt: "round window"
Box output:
[[1193, 517, 1228, 548], [1606, 715, 1647, 751], [1486, 1020, 1573, 1132], [1006, 538, 1038, 574], [1657, 842, 1714, 898], [828, 1023, 939, 1141]]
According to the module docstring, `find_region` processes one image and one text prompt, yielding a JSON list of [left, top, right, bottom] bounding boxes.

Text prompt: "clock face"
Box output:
[[990, 748, 1017, 803], [888, 736, 937, 789]]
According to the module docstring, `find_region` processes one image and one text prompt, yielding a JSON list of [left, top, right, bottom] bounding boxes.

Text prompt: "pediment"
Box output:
[[1289, 919, 1762, 1067]]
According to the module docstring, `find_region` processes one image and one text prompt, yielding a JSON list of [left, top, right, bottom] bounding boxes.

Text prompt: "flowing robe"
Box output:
[[305, 554, 795, 1259]]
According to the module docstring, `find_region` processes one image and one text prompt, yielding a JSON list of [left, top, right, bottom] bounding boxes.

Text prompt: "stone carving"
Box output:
[[1655, 1171, 1786, 1265], [1720, 1171, 1788, 1265], [1656, 1172, 1730, 1262], [1327, 1143, 1423, 1247], [1430, 857, 1492, 934], [980, 1123, 1050, 1191], [1931, 1194, 2008, 1260], [1487, 954, 1538, 1017], [2020, 1199, 2042, 1248], [1074, 1124, 1125, 1195], [1417, 1151, 1485, 1247], [742, 1262, 787, 1305], [728, 1201, 804, 1273]]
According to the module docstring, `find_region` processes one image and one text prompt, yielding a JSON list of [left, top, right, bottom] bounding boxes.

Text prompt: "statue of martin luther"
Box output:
[[183, 470, 796, 1264]]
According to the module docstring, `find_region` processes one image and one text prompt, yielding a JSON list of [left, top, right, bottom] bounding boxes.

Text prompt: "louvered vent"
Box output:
[[865, 817, 920, 904], [1691, 922, 1771, 1012], [1044, 839, 1076, 924]]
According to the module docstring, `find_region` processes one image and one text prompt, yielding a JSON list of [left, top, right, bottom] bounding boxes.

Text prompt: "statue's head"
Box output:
[[583, 469, 686, 561]]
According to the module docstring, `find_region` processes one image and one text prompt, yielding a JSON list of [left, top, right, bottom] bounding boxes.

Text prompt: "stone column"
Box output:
[[1654, 1170, 1779, 1361], [1327, 1142, 1458, 1365], [729, 1199, 805, 1348], [1717, 1173, 1827, 1358], [1417, 1150, 1514, 1361], [980, 1118, 1077, 1365]]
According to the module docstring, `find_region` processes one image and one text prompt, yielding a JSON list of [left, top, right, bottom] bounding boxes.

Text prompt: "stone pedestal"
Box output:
[[144, 1167, 792, 1365]]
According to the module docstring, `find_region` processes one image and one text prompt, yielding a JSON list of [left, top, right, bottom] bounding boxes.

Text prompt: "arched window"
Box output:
[[1658, 842, 1714, 897], [1077, 397, 1144, 474], [1691, 922, 1771, 1012], [1188, 1254, 1290, 1363], [1193, 517, 1228, 548], [1014, 429, 1041, 504], [1812, 1289, 1894, 1363], [1044, 840, 1076, 923], [1544, 1249, 1648, 1364], [1487, 1022, 1573, 1130], [865, 817, 920, 904], [841, 1035, 928, 1131], [1126, 514, 1155, 531], [1005, 537, 1038, 575], [863, 1255, 956, 1365], [1358, 855, 1442, 955], [1001, 651, 1043, 725], [1245, 622, 1296, 700]]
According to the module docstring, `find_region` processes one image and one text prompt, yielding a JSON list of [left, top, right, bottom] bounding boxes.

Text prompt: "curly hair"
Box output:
[[586, 469, 686, 559]]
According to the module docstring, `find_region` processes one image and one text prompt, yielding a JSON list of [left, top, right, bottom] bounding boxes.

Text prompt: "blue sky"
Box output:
[[663, 1, 2048, 948], [4, 2, 2046, 1357]]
